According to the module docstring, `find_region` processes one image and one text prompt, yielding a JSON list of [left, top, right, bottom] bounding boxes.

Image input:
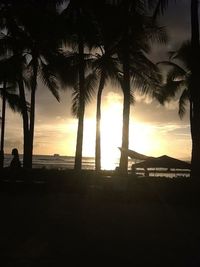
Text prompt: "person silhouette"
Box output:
[[10, 148, 21, 169]]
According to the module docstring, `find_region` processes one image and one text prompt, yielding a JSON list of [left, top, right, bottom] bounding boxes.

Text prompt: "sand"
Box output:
[[0, 169, 200, 266]]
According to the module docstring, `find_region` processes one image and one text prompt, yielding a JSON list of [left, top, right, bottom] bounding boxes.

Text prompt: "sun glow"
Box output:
[[129, 122, 161, 157], [100, 95, 123, 169], [39, 92, 184, 169], [82, 92, 165, 169]]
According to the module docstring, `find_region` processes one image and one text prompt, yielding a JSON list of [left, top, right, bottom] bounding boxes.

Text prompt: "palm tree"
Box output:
[[83, 0, 165, 173], [90, 49, 121, 171], [62, 0, 99, 170], [0, 56, 24, 168], [112, 0, 166, 174], [156, 41, 191, 120], [153, 0, 200, 178], [86, 1, 122, 171], [190, 0, 200, 178], [0, 1, 63, 168], [19, 2, 63, 168], [0, 80, 6, 168]]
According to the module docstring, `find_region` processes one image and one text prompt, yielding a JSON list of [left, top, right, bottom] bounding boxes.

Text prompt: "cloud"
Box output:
[[135, 92, 153, 104]]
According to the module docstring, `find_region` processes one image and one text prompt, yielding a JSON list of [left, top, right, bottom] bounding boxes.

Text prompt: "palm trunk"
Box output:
[[190, 98, 200, 178], [95, 71, 106, 171], [18, 78, 30, 169], [190, 0, 200, 178], [0, 81, 7, 168], [74, 34, 85, 171], [29, 61, 38, 169], [119, 41, 130, 174]]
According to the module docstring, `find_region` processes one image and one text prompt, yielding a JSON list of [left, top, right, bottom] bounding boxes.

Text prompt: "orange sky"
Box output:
[[3, 85, 191, 163]]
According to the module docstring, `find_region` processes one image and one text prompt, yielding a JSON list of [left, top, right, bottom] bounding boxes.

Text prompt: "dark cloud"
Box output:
[[150, 1, 190, 61]]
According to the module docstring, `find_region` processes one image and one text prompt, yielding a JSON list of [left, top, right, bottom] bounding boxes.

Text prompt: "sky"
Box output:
[[1, 0, 192, 163]]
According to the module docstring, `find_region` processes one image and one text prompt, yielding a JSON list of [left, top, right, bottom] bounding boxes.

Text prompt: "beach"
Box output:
[[1, 1, 200, 265], [1, 169, 200, 266]]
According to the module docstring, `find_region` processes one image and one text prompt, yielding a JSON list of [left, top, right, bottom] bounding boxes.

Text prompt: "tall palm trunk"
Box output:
[[95, 71, 106, 171], [74, 34, 85, 171], [18, 78, 30, 168], [190, 0, 200, 178], [29, 59, 38, 169], [0, 81, 7, 168], [119, 40, 130, 174]]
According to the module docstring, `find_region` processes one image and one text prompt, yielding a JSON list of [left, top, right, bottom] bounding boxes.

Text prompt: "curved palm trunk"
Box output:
[[74, 35, 85, 171], [0, 81, 7, 168], [95, 71, 106, 171], [18, 78, 30, 168], [119, 42, 130, 174], [190, 0, 200, 178]]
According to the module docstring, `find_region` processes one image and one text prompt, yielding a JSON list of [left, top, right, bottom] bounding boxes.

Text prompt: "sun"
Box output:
[[82, 92, 162, 169], [60, 91, 166, 169], [100, 100, 122, 169]]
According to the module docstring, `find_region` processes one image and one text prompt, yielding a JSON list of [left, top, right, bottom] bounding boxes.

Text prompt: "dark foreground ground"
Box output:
[[1, 169, 200, 266]]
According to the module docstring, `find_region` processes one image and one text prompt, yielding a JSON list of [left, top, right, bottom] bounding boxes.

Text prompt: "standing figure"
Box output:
[[10, 148, 21, 169]]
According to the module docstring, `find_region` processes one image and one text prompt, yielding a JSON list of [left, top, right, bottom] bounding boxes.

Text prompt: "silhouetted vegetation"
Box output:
[[1, 1, 200, 265], [0, 0, 199, 176]]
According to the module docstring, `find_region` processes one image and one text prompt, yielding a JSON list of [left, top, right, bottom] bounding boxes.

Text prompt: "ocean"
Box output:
[[3, 154, 190, 178], [3, 154, 122, 170]]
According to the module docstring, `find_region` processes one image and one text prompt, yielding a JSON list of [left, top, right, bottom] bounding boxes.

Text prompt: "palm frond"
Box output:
[[0, 34, 14, 56], [0, 83, 17, 94], [173, 41, 192, 71], [145, 24, 168, 45], [40, 61, 60, 102], [84, 72, 98, 104], [71, 71, 98, 117], [157, 61, 187, 75], [166, 67, 186, 83], [49, 51, 79, 89], [179, 89, 189, 119], [130, 88, 135, 105], [149, 0, 171, 19], [4, 92, 22, 113], [155, 80, 183, 105], [71, 84, 79, 117], [129, 52, 162, 97]]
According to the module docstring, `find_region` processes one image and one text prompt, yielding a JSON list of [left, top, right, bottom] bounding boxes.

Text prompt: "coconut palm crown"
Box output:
[[156, 41, 192, 119]]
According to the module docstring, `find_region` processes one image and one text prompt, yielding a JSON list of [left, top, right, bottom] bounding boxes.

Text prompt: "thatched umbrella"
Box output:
[[118, 148, 154, 160], [133, 155, 191, 170]]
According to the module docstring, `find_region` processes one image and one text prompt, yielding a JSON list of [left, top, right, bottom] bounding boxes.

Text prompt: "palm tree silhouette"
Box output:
[[189, 0, 200, 178], [156, 41, 191, 119], [112, 0, 166, 173], [154, 0, 200, 177], [62, 0, 99, 170], [0, 1, 63, 168], [0, 57, 24, 168], [87, 2, 122, 171], [21, 2, 62, 168], [0, 80, 6, 168], [93, 51, 121, 171], [156, 41, 200, 177], [82, 0, 165, 173]]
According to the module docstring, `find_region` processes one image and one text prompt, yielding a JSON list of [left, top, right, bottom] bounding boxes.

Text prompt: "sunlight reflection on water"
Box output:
[[101, 157, 119, 170]]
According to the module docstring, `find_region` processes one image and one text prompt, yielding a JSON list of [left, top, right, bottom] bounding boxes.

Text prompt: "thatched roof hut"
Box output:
[[119, 148, 154, 161], [133, 155, 191, 170]]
